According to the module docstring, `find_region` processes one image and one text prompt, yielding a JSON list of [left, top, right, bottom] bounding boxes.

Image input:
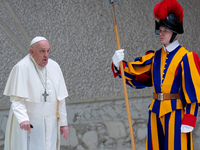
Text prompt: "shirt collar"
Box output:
[[163, 40, 180, 53]]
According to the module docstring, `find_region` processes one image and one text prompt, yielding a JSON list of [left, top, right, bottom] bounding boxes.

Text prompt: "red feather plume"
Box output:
[[154, 0, 183, 23]]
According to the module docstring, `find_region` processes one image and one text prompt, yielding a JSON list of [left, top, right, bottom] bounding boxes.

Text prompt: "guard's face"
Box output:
[[159, 26, 173, 47], [30, 40, 50, 67]]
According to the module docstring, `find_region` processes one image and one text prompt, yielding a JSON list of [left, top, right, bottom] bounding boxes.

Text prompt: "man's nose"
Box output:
[[44, 52, 49, 57], [159, 32, 164, 36]]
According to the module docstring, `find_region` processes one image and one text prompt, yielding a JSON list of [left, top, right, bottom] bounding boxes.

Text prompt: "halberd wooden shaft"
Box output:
[[112, 3, 136, 150]]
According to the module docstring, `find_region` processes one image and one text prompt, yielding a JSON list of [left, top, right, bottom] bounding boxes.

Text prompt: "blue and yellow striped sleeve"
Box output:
[[112, 51, 155, 88], [180, 52, 200, 128], [181, 52, 200, 104]]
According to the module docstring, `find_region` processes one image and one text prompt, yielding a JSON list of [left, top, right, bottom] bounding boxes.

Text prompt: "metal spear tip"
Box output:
[[103, 0, 122, 7]]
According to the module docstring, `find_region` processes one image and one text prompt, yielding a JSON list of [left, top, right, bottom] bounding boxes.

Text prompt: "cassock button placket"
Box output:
[[162, 54, 169, 83]]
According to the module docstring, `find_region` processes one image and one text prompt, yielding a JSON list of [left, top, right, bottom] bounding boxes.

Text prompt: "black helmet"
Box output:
[[155, 13, 184, 35], [154, 0, 184, 40]]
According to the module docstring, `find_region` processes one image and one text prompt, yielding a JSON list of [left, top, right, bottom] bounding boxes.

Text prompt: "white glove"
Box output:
[[181, 125, 194, 133], [112, 49, 124, 69]]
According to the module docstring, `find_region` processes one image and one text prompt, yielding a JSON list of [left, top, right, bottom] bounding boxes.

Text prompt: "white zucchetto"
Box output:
[[30, 36, 48, 46]]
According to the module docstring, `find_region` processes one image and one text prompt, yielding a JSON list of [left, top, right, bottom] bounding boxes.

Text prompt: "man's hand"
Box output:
[[60, 126, 69, 140], [20, 121, 32, 134]]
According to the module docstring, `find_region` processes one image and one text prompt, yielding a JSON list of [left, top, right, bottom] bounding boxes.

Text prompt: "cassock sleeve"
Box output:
[[59, 99, 68, 126], [10, 96, 29, 124], [111, 50, 154, 88]]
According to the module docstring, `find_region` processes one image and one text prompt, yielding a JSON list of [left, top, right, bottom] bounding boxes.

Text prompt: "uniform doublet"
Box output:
[[112, 44, 200, 150]]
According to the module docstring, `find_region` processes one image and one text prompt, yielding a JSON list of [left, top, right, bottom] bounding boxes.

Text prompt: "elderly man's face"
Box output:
[[30, 40, 50, 67]]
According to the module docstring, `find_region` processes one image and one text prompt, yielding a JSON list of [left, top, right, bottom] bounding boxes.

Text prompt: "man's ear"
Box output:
[[29, 48, 33, 55], [175, 35, 178, 40]]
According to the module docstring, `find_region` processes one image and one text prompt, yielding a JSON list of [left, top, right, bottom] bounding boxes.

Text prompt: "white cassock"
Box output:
[[3, 54, 68, 150]]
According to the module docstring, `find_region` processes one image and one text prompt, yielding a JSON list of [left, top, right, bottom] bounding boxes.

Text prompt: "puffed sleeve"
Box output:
[[111, 50, 155, 88], [180, 52, 200, 129], [181, 52, 200, 103]]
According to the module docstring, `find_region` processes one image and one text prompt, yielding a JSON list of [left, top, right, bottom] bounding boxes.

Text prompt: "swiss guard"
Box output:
[[111, 0, 200, 149]]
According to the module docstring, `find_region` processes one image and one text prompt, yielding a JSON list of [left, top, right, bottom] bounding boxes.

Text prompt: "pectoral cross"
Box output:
[[42, 90, 49, 102]]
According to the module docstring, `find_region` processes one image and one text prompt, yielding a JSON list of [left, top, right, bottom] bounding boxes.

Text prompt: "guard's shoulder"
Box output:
[[134, 50, 155, 62], [145, 50, 155, 55], [184, 51, 200, 60]]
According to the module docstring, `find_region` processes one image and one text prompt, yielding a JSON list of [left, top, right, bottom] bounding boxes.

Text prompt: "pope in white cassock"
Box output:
[[3, 36, 69, 150]]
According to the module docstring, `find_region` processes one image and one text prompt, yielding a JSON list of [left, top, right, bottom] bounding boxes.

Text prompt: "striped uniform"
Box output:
[[112, 45, 200, 150]]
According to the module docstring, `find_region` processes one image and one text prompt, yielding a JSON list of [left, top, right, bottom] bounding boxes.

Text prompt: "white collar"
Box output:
[[163, 40, 180, 53]]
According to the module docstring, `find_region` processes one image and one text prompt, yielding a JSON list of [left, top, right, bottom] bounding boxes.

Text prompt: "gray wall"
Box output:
[[0, 0, 200, 149]]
